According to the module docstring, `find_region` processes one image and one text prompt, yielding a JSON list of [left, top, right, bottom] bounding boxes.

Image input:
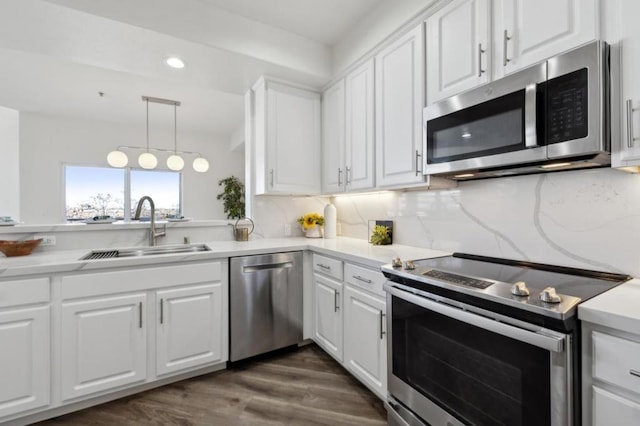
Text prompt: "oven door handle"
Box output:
[[385, 284, 565, 353]]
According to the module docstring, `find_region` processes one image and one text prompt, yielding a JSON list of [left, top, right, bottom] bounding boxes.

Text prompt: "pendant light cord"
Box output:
[[146, 98, 150, 152], [174, 103, 178, 153]]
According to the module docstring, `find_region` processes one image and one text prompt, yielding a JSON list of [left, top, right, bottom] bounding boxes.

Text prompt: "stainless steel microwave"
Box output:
[[424, 40, 612, 180]]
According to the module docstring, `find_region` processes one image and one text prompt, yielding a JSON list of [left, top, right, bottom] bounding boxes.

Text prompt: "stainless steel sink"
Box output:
[[81, 244, 211, 260]]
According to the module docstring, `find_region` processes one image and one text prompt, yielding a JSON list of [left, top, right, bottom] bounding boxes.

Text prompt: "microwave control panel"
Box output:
[[546, 68, 589, 144]]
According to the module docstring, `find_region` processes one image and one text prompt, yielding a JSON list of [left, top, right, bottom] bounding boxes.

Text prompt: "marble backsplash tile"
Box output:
[[249, 168, 640, 276]]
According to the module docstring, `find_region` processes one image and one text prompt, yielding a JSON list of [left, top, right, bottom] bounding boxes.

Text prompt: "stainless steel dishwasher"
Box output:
[[229, 251, 303, 362]]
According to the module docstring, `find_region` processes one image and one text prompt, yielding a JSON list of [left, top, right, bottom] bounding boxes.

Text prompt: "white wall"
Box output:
[[0, 106, 20, 219], [19, 112, 244, 224]]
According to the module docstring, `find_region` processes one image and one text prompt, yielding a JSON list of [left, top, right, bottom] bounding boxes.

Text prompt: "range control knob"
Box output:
[[511, 281, 530, 297], [540, 287, 562, 304], [404, 260, 416, 270], [391, 257, 403, 268]]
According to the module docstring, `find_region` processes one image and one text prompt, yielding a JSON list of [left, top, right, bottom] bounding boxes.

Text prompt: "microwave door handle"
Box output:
[[524, 83, 539, 148]]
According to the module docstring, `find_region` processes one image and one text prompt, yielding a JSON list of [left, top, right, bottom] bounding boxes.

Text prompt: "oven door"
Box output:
[[424, 62, 547, 176], [385, 283, 572, 426]]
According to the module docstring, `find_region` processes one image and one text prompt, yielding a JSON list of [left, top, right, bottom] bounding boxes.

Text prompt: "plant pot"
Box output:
[[303, 225, 323, 238]]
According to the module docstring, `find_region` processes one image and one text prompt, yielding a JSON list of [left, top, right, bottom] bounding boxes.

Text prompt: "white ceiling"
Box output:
[[0, 0, 382, 141], [199, 0, 383, 45]]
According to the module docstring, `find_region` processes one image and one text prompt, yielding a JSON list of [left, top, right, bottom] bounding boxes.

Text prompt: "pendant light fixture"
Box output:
[[166, 102, 184, 171], [106, 96, 210, 172], [138, 97, 158, 169]]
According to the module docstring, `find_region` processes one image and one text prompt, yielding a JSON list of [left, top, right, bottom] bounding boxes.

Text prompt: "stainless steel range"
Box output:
[[382, 253, 630, 426]]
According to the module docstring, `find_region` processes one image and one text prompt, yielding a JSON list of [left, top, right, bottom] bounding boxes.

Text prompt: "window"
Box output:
[[65, 166, 181, 222]]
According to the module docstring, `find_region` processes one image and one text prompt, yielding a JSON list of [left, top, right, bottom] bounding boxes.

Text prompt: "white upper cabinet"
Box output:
[[253, 78, 321, 195], [376, 24, 427, 187], [612, 0, 640, 166], [322, 60, 375, 193], [322, 80, 346, 193], [495, 0, 598, 77], [345, 59, 376, 191], [426, 0, 490, 104]]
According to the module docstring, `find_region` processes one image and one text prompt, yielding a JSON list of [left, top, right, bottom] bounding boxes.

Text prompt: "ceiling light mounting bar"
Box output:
[[141, 96, 181, 106], [116, 145, 203, 156]]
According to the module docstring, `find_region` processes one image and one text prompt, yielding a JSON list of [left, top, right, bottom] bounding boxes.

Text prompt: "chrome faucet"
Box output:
[[134, 195, 166, 246]]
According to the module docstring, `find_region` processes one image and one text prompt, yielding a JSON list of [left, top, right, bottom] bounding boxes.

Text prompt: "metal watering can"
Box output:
[[233, 217, 254, 241]]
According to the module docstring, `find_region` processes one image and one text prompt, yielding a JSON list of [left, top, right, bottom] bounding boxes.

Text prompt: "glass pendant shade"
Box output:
[[107, 150, 128, 167], [193, 157, 209, 172], [167, 154, 185, 171], [138, 152, 158, 169]]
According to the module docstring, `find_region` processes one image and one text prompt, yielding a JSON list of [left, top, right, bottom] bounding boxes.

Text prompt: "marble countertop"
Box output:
[[578, 278, 640, 334], [0, 237, 450, 278]]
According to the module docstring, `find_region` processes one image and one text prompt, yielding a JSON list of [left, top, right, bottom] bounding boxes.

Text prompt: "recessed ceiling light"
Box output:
[[165, 57, 185, 69]]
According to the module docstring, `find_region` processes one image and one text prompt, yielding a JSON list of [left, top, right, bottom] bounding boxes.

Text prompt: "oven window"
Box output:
[[392, 296, 550, 426], [427, 90, 526, 164]]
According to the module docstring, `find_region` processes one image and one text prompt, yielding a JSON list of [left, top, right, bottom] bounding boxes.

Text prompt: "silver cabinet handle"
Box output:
[[269, 169, 274, 187], [317, 263, 331, 270], [627, 99, 639, 148], [630, 369, 640, 378], [379, 310, 386, 339], [478, 43, 486, 76], [334, 290, 340, 312], [415, 150, 422, 176], [345, 166, 351, 186], [353, 275, 372, 284], [338, 168, 343, 186], [139, 302, 143, 329], [160, 298, 164, 324], [503, 30, 511, 67]]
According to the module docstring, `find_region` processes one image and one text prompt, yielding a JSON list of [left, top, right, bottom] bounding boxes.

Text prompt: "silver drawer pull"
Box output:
[[353, 275, 372, 284], [630, 369, 640, 378], [317, 263, 331, 270]]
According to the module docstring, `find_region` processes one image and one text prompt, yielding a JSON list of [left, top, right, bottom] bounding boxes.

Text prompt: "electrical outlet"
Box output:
[[284, 224, 292, 237], [35, 235, 56, 246]]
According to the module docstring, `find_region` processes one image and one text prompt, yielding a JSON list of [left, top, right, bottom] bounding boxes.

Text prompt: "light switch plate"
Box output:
[[284, 224, 292, 236]]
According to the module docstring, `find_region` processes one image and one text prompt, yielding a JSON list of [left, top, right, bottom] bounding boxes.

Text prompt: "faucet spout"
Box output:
[[134, 196, 166, 246]]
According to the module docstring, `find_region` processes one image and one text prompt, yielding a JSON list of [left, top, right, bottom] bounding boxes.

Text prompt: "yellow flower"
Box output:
[[297, 212, 325, 229]]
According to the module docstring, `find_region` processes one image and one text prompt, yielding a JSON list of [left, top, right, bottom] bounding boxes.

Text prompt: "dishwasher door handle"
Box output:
[[242, 261, 293, 273]]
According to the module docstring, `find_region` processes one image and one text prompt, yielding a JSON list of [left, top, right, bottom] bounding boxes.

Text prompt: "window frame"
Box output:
[[63, 163, 182, 222]]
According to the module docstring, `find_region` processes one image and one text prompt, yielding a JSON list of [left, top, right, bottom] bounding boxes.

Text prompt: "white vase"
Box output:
[[304, 225, 323, 238], [323, 203, 337, 239]]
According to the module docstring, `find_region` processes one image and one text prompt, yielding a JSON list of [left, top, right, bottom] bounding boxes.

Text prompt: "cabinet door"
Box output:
[[344, 285, 386, 399], [61, 293, 147, 401], [615, 0, 640, 165], [593, 386, 640, 426], [156, 283, 224, 376], [345, 59, 375, 191], [322, 80, 346, 193], [497, 0, 597, 76], [376, 24, 427, 187], [426, 0, 490, 104], [266, 82, 322, 194], [0, 306, 49, 418], [313, 274, 343, 362]]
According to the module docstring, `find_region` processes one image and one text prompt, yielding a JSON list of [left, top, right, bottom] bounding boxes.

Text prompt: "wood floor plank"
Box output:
[[35, 344, 387, 426]]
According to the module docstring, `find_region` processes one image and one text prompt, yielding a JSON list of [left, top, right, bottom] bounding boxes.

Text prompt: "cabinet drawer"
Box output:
[[0, 277, 49, 308], [593, 331, 640, 394], [313, 254, 343, 281], [344, 263, 385, 297]]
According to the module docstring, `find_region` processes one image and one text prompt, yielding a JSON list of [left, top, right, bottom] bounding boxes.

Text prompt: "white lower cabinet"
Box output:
[[313, 274, 343, 362], [593, 386, 640, 426], [343, 285, 386, 399], [0, 305, 50, 418], [61, 293, 147, 401], [311, 253, 388, 400], [582, 323, 640, 425], [156, 283, 224, 376]]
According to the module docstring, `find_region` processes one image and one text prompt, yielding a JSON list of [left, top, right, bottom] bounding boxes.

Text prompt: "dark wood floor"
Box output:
[[36, 344, 387, 425]]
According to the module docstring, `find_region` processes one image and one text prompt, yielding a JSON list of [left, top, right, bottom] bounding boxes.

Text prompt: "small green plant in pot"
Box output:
[[217, 176, 245, 219], [370, 225, 392, 245]]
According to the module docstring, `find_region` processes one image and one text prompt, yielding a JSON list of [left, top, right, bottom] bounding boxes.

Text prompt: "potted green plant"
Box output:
[[217, 176, 245, 219], [370, 225, 392, 245]]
